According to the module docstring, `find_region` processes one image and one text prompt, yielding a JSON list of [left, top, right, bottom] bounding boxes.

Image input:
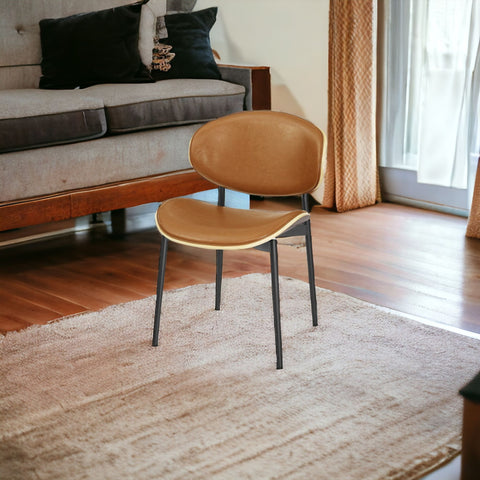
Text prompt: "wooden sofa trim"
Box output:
[[0, 170, 214, 232]]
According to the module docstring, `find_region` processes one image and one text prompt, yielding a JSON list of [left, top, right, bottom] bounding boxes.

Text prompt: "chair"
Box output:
[[152, 110, 326, 369]]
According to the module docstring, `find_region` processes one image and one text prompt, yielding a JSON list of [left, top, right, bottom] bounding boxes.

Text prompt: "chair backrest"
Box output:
[[189, 110, 326, 197]]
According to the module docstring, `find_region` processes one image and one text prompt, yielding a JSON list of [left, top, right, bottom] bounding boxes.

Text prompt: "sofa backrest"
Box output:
[[0, 0, 194, 90]]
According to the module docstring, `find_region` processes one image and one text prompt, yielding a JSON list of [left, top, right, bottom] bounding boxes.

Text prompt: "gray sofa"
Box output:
[[0, 0, 271, 233]]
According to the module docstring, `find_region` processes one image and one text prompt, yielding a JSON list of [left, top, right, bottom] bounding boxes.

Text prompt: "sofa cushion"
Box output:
[[39, 1, 153, 89], [84, 79, 245, 133], [0, 1, 144, 69], [0, 124, 200, 203], [0, 89, 107, 153], [151, 7, 220, 80]]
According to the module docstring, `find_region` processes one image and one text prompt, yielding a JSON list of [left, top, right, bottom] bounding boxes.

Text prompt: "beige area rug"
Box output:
[[1, 274, 479, 480]]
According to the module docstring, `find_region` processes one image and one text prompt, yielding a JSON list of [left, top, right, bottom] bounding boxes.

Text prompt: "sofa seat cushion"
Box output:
[[83, 79, 245, 133], [0, 124, 201, 203], [0, 89, 107, 153]]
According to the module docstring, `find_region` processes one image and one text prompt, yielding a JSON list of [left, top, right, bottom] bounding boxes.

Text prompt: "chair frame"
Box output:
[[152, 187, 318, 370]]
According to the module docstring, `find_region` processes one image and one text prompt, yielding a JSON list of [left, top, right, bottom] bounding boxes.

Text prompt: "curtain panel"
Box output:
[[323, 0, 380, 212], [467, 159, 480, 238], [467, 34, 480, 239]]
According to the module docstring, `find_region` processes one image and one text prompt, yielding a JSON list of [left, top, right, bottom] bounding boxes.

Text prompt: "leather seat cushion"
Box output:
[[156, 197, 309, 250]]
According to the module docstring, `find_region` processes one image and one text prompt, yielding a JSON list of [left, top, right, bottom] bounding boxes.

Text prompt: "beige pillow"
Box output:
[[138, 0, 167, 68]]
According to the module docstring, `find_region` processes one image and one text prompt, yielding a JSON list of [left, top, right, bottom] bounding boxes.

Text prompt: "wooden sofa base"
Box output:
[[0, 170, 214, 234]]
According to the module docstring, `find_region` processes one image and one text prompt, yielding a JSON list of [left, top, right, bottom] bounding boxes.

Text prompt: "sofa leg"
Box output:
[[111, 209, 126, 238]]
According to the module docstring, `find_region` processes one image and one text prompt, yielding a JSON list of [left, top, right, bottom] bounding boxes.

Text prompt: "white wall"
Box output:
[[196, 0, 330, 132]]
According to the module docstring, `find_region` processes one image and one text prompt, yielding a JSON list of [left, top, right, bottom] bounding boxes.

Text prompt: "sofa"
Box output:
[[0, 0, 271, 235]]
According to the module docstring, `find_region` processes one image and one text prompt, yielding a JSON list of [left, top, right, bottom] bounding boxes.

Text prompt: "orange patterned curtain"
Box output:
[[323, 0, 380, 212], [467, 159, 480, 238]]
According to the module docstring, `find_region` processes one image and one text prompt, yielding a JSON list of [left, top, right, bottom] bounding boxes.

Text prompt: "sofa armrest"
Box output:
[[218, 65, 271, 111]]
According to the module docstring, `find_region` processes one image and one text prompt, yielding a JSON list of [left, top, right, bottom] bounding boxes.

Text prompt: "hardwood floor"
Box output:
[[1, 198, 480, 336]]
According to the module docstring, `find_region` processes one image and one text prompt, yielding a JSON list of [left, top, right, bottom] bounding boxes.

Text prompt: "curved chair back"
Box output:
[[189, 111, 326, 197]]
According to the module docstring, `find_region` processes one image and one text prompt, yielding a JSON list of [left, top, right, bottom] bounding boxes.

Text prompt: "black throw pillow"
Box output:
[[39, 1, 153, 89], [151, 7, 221, 81]]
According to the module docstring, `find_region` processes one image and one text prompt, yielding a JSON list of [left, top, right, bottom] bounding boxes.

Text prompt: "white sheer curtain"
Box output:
[[468, 38, 480, 208], [380, 0, 480, 193]]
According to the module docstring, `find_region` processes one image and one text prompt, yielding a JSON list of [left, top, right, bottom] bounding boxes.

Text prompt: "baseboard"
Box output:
[[383, 194, 469, 218]]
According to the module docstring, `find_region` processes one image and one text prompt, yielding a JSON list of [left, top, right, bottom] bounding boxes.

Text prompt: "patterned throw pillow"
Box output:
[[152, 42, 175, 72]]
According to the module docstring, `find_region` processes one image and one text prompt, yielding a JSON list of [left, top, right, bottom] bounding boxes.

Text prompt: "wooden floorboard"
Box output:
[[1, 199, 479, 336]]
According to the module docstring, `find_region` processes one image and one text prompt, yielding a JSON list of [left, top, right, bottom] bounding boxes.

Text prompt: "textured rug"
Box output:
[[1, 274, 479, 480]]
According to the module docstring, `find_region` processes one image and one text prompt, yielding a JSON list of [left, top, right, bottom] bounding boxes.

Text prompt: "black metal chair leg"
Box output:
[[215, 249, 223, 310], [269, 239, 283, 369], [152, 235, 169, 347], [305, 220, 318, 327]]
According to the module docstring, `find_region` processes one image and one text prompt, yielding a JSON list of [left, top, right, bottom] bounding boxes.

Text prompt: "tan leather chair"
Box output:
[[152, 110, 326, 369]]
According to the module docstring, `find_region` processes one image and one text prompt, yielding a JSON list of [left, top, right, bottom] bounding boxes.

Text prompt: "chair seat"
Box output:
[[156, 197, 309, 250]]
